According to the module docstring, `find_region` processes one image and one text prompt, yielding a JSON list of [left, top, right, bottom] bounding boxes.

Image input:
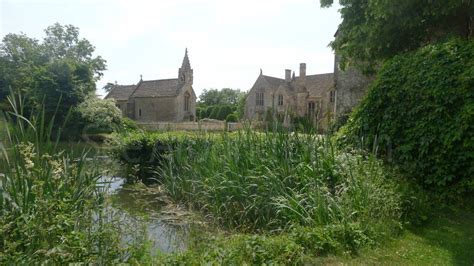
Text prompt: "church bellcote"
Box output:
[[179, 48, 193, 85]]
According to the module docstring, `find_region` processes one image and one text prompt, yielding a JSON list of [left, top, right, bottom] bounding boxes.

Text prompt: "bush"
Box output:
[[121, 117, 139, 131], [209, 106, 220, 119], [76, 95, 123, 133], [217, 105, 234, 120], [340, 39, 474, 195], [109, 132, 211, 183], [225, 113, 238, 122]]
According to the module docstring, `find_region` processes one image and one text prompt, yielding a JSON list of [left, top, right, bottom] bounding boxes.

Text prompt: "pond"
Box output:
[[97, 176, 196, 254]]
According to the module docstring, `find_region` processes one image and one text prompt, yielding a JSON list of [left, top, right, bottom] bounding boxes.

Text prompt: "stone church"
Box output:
[[245, 50, 371, 128], [105, 49, 197, 122]]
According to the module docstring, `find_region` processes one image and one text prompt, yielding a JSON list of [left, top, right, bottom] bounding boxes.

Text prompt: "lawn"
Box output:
[[316, 200, 474, 265]]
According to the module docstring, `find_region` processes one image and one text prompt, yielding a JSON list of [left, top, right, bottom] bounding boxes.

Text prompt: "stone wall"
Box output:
[[334, 55, 373, 117], [139, 121, 226, 131], [175, 86, 197, 121], [132, 97, 177, 122], [115, 100, 128, 117]]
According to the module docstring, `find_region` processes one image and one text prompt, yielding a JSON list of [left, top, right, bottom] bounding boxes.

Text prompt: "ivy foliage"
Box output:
[[321, 0, 473, 71], [340, 39, 474, 193]]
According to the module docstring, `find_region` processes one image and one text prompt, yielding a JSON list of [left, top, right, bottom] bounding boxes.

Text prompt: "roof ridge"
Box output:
[[262, 75, 284, 80], [142, 78, 179, 82], [306, 73, 334, 77]]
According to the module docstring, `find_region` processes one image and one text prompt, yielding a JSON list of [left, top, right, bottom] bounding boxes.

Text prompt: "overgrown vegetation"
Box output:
[[321, 0, 472, 71], [0, 93, 145, 264], [340, 39, 474, 196], [111, 129, 422, 261]]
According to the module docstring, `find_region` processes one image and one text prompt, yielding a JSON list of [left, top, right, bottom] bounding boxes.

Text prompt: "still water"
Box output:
[[97, 176, 190, 253]]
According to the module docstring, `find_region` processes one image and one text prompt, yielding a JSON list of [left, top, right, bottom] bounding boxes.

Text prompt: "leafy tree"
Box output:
[[321, 0, 473, 71], [0, 23, 106, 128], [199, 88, 245, 106]]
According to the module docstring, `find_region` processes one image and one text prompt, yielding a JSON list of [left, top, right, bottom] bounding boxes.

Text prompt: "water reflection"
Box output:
[[98, 176, 189, 253]]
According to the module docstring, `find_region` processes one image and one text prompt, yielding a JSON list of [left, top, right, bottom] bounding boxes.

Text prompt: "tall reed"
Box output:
[[0, 90, 125, 263], [160, 129, 402, 238]]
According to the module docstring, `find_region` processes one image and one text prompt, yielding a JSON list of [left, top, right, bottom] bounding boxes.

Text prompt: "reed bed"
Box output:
[[159, 129, 403, 252], [0, 92, 131, 264]]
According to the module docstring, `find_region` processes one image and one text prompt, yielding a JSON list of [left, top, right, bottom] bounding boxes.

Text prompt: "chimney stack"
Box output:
[[299, 63, 306, 78], [285, 69, 291, 82]]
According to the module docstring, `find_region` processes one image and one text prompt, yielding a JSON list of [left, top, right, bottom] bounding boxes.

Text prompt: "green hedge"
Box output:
[[110, 132, 216, 183], [340, 39, 474, 195]]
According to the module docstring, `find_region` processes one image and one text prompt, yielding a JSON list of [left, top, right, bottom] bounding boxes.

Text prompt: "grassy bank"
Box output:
[[318, 200, 474, 265]]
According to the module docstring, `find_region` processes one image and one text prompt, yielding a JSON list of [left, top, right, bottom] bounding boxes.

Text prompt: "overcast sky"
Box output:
[[1, 0, 341, 97]]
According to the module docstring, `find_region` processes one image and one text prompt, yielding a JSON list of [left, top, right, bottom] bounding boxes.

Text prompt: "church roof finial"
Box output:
[[260, 68, 263, 75], [181, 48, 191, 69], [140, 74, 143, 81]]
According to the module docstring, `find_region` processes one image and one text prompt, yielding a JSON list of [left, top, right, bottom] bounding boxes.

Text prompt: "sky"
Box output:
[[0, 0, 341, 98]]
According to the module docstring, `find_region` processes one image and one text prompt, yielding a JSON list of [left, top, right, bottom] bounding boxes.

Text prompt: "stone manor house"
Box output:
[[105, 49, 197, 122], [244, 51, 371, 128]]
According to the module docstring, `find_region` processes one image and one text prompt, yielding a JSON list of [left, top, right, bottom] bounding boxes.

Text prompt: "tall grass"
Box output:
[[0, 91, 126, 263], [159, 129, 403, 253]]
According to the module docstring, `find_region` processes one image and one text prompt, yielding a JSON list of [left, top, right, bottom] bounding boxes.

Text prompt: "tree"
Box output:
[[0, 23, 106, 129], [198, 88, 246, 106], [321, 0, 473, 71]]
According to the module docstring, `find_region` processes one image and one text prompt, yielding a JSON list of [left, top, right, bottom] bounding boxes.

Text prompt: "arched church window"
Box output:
[[184, 92, 190, 111]]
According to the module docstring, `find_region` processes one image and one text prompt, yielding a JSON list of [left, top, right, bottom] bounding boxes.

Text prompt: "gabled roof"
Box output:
[[261, 75, 285, 89], [305, 73, 334, 96], [105, 85, 136, 101], [130, 78, 185, 98]]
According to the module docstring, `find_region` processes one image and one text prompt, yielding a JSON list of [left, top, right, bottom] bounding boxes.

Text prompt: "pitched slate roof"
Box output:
[[262, 75, 285, 89], [105, 85, 136, 101], [130, 79, 184, 98], [306, 73, 334, 96]]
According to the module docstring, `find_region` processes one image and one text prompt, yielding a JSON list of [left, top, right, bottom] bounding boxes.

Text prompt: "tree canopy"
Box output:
[[197, 88, 246, 120], [198, 88, 246, 106], [322, 0, 473, 71], [0, 23, 106, 125]]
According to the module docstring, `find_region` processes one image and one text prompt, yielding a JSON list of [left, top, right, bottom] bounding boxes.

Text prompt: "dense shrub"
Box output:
[[216, 105, 234, 120], [225, 113, 238, 122], [110, 131, 212, 183], [340, 39, 474, 194], [76, 95, 123, 133]]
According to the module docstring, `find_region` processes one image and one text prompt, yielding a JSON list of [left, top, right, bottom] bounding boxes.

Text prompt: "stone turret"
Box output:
[[178, 48, 193, 85]]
